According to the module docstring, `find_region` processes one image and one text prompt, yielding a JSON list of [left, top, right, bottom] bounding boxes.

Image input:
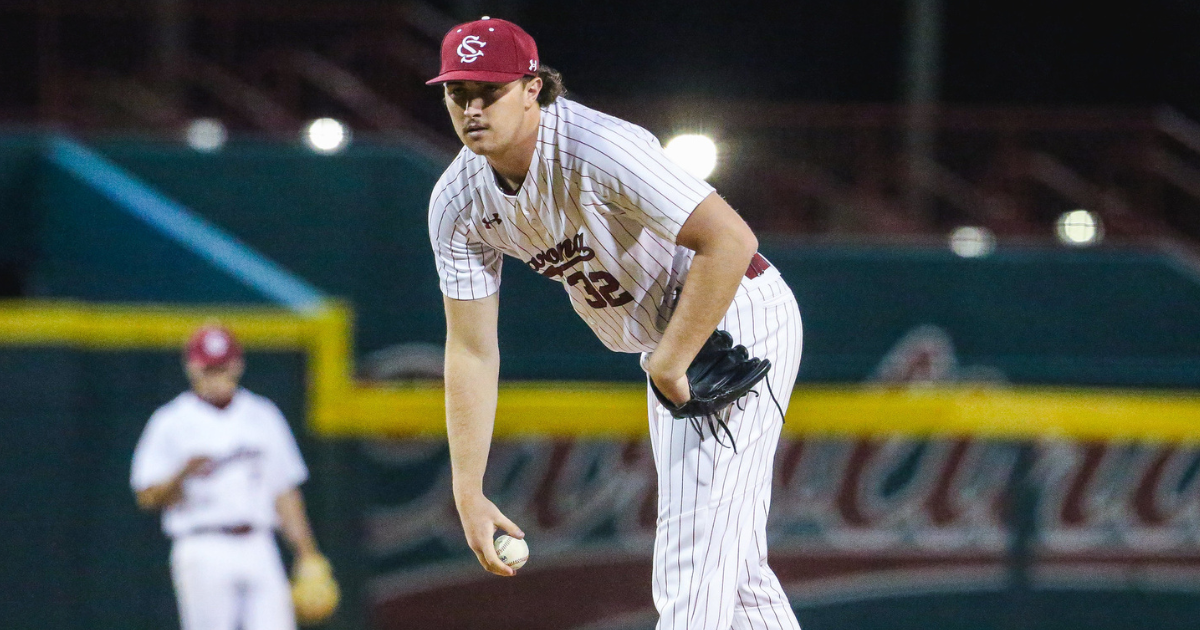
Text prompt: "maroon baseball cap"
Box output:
[[426, 17, 539, 85], [185, 325, 243, 367]]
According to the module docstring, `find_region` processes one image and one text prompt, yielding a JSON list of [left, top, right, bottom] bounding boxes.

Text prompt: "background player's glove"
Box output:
[[291, 552, 340, 626], [650, 330, 771, 450]]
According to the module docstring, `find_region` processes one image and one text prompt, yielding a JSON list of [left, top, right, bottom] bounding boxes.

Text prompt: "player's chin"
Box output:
[[459, 126, 492, 145], [461, 137, 493, 155]]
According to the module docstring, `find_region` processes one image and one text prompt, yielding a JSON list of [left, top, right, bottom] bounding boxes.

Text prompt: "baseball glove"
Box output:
[[650, 330, 772, 451], [291, 553, 340, 626]]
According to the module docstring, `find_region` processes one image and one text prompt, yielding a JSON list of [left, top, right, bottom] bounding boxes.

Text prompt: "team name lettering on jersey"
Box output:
[[526, 232, 594, 278], [213, 446, 264, 466]]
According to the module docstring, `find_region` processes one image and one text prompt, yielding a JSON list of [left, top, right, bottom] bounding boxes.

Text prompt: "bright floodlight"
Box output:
[[184, 118, 227, 153], [664, 134, 718, 180], [1055, 209, 1102, 246], [303, 118, 350, 154], [949, 226, 995, 258]]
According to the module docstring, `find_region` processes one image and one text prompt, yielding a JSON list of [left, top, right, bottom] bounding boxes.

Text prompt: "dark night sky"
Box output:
[[434, 0, 1200, 117]]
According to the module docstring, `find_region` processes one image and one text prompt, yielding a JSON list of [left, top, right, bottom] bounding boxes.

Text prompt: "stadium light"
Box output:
[[949, 226, 995, 258], [664, 134, 718, 180], [303, 118, 350, 154], [1055, 209, 1102, 246], [184, 118, 227, 153]]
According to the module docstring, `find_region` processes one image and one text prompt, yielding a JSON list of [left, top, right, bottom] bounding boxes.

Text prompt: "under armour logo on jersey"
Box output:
[[481, 213, 502, 229], [457, 36, 486, 63]]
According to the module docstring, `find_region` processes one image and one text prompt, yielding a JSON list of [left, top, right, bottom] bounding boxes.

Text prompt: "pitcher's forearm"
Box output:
[[647, 192, 758, 382], [444, 347, 500, 500], [649, 243, 754, 380]]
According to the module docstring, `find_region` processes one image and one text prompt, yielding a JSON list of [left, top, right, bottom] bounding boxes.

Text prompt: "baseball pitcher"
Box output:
[[427, 17, 803, 630]]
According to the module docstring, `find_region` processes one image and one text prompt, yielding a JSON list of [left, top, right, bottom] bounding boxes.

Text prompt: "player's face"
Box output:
[[185, 358, 244, 406], [443, 78, 541, 155]]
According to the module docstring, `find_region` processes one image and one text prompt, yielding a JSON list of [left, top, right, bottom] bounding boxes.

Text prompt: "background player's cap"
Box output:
[[425, 17, 539, 85], [185, 325, 243, 367]]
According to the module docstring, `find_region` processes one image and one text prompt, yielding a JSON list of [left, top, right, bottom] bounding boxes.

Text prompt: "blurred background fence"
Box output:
[[3, 2, 1200, 630]]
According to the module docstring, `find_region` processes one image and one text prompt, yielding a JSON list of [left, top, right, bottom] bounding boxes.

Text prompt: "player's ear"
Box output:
[[525, 77, 542, 106]]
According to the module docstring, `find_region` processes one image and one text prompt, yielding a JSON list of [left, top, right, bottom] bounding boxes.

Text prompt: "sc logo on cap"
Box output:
[[457, 36, 486, 63]]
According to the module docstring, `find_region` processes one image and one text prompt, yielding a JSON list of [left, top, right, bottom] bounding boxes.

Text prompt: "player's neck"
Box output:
[[194, 389, 236, 410], [486, 109, 540, 193]]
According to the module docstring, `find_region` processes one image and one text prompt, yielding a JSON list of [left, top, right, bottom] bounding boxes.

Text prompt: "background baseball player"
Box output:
[[427, 17, 804, 630], [130, 324, 338, 630]]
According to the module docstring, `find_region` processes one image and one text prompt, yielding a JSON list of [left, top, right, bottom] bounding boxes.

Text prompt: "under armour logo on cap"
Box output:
[[426, 17, 540, 85]]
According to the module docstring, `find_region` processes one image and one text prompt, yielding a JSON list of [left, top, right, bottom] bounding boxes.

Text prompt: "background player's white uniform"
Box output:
[[430, 97, 804, 629], [131, 389, 308, 630]]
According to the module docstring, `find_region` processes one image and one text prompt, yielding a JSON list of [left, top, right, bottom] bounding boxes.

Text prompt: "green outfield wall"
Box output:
[[7, 135, 1194, 387]]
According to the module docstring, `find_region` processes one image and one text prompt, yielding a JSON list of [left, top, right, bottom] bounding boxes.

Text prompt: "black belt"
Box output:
[[745, 252, 771, 279], [188, 523, 255, 536]]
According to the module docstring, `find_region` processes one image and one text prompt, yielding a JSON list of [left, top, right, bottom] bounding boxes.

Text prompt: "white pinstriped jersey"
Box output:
[[130, 389, 308, 539], [428, 97, 753, 353]]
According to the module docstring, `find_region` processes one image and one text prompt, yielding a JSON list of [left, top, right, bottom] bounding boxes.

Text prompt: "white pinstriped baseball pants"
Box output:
[[648, 270, 803, 630]]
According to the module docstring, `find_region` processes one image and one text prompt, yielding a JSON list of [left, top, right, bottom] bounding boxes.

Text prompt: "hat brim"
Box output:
[[186, 349, 243, 368], [190, 354, 241, 366], [425, 69, 532, 85]]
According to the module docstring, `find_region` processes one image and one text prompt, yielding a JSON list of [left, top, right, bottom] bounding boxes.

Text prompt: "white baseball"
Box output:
[[494, 535, 529, 570]]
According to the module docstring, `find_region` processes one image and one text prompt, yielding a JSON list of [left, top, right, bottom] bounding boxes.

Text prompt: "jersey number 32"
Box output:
[[567, 271, 633, 308]]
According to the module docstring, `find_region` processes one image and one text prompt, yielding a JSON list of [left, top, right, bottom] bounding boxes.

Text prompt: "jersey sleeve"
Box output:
[[429, 193, 504, 301], [130, 410, 179, 492], [578, 125, 716, 244], [266, 403, 309, 496]]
